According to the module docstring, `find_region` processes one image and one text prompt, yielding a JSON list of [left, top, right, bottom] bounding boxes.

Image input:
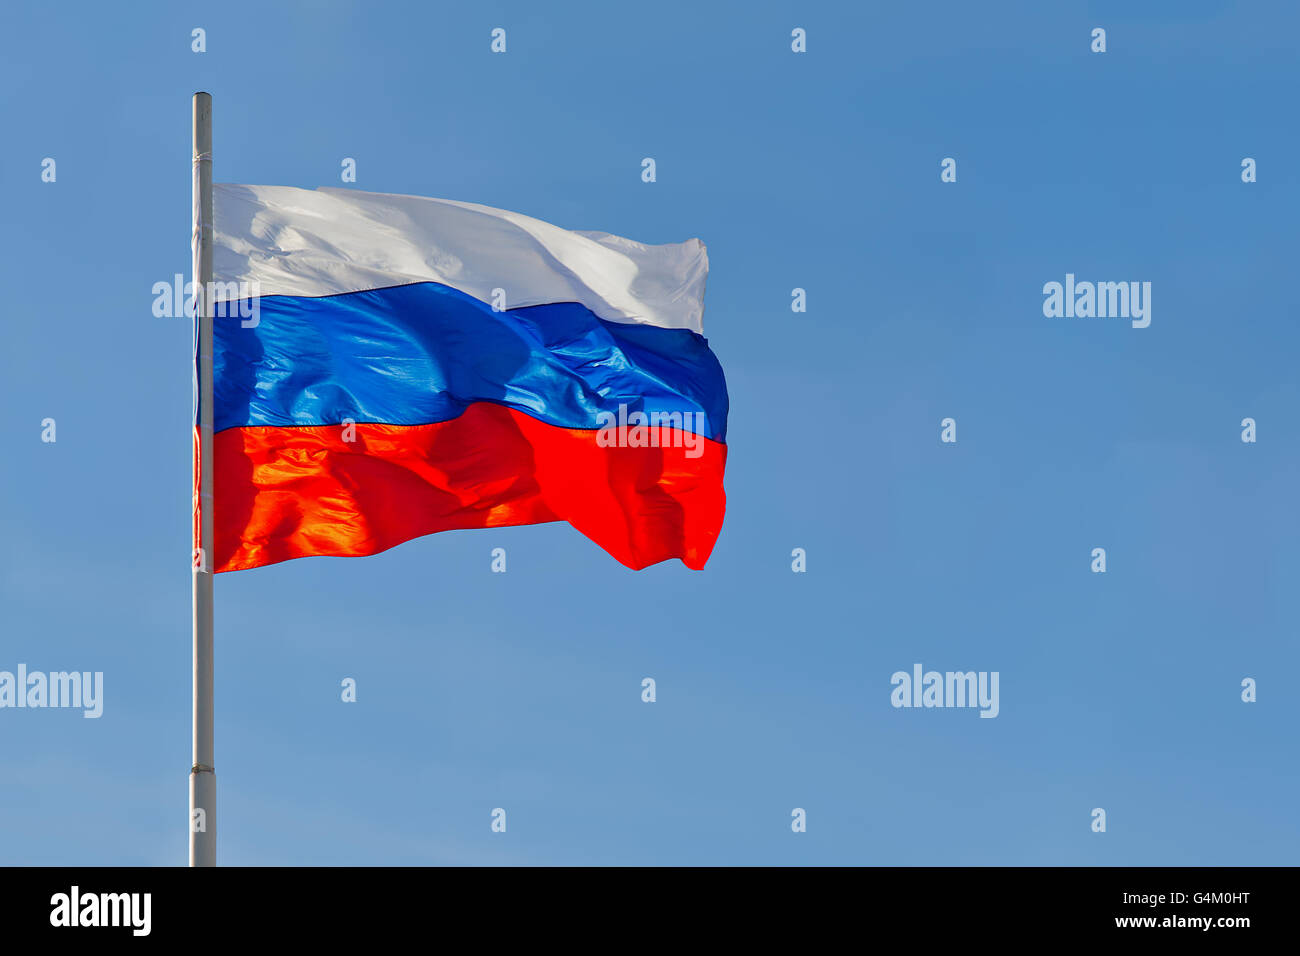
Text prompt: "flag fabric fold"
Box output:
[[208, 185, 727, 572]]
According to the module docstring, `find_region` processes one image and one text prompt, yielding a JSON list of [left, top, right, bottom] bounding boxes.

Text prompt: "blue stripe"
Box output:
[[213, 281, 728, 442]]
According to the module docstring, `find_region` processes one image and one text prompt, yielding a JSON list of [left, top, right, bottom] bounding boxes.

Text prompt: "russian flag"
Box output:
[[206, 185, 728, 573]]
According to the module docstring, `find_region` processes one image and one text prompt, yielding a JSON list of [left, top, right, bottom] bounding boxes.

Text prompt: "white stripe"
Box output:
[[213, 184, 708, 333]]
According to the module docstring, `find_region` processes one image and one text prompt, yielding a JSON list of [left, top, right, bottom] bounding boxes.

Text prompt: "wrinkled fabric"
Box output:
[[213, 405, 727, 573], [214, 281, 728, 442], [207, 185, 726, 571], [214, 184, 709, 332]]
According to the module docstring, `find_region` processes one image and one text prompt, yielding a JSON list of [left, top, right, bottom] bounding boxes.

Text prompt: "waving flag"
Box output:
[[207, 185, 728, 573]]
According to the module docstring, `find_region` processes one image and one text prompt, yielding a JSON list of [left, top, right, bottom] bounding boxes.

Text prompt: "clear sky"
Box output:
[[1, 0, 1296, 865]]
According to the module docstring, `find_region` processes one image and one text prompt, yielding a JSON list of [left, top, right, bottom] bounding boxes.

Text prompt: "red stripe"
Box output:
[[211, 402, 727, 573]]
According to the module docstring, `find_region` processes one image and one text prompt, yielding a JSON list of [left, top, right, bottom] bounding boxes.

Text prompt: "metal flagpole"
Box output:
[[190, 91, 216, 866]]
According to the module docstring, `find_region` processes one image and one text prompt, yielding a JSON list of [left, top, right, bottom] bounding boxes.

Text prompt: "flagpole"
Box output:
[[190, 91, 216, 867]]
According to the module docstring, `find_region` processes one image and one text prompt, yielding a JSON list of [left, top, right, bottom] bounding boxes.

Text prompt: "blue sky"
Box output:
[[1, 0, 1296, 865]]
